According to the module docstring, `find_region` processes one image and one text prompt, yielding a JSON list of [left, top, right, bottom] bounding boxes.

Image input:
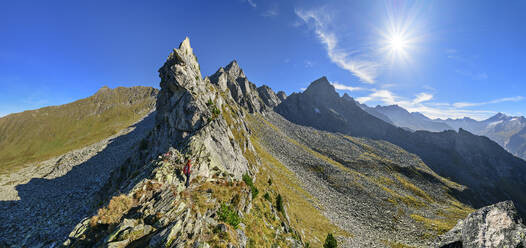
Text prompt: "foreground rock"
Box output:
[[434, 201, 526, 248]]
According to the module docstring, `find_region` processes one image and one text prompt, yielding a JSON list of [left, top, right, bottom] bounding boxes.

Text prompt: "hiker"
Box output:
[[183, 159, 192, 188]]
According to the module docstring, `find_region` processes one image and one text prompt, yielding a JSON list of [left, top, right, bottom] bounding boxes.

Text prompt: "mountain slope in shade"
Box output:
[[0, 86, 158, 174], [364, 102, 526, 161], [437, 113, 526, 160], [275, 76, 526, 217]]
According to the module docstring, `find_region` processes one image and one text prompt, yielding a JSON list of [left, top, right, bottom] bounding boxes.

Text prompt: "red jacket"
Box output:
[[183, 160, 192, 175]]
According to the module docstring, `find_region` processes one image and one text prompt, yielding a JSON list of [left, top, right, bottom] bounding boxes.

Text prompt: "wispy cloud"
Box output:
[[412, 92, 433, 104], [244, 0, 256, 8], [331, 82, 369, 92], [453, 96, 524, 108], [355, 88, 513, 120], [295, 8, 379, 84], [262, 4, 278, 17]]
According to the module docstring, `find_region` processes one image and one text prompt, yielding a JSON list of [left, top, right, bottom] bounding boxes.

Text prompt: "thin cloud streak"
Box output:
[[262, 4, 278, 17], [331, 82, 369, 92], [356, 89, 508, 120], [295, 9, 379, 84], [453, 96, 524, 108], [245, 0, 256, 8]]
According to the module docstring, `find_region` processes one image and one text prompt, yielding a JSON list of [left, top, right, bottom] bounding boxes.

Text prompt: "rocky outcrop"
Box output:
[[209, 60, 263, 113], [257, 85, 281, 108], [62, 38, 302, 248], [153, 38, 251, 180], [155, 37, 213, 134], [277, 91, 287, 101], [435, 201, 526, 248], [209, 60, 281, 113]]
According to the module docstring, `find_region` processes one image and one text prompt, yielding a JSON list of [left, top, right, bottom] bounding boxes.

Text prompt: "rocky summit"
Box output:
[[1, 37, 525, 248]]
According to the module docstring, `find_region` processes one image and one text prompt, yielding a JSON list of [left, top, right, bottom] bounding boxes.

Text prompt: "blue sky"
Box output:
[[1, 0, 525, 120]]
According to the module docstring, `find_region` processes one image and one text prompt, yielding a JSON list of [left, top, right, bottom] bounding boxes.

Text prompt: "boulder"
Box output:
[[434, 201, 526, 248]]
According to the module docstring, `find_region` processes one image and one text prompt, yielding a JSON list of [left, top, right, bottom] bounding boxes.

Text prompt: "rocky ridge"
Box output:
[[61, 38, 302, 248], [209, 60, 282, 113], [0, 86, 158, 175]]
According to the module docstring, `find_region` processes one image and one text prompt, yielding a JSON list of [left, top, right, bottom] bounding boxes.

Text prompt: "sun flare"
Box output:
[[389, 34, 407, 52], [377, 8, 423, 65], [380, 28, 413, 64]]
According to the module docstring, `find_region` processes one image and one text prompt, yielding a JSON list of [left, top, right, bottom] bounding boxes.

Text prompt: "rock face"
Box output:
[[435, 201, 526, 248], [277, 91, 287, 101], [276, 76, 526, 216], [209, 60, 281, 113], [257, 85, 281, 108], [156, 37, 212, 134], [153, 39, 252, 180]]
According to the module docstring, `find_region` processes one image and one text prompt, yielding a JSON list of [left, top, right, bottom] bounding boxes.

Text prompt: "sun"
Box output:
[[377, 9, 423, 64], [379, 29, 413, 64], [389, 34, 407, 53]]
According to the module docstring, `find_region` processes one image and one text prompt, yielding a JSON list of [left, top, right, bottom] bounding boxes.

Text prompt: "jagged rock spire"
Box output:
[[155, 37, 213, 135], [209, 60, 281, 113], [158, 37, 204, 95]]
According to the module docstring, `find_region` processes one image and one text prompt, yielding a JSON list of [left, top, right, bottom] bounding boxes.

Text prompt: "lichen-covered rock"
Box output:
[[434, 201, 526, 248]]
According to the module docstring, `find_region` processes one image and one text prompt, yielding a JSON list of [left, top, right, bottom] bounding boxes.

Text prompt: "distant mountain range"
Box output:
[[360, 102, 526, 161], [439, 113, 526, 160], [360, 104, 452, 132]]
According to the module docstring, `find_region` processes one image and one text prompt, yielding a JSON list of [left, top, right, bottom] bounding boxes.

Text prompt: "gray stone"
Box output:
[[257, 85, 281, 109], [434, 201, 526, 248]]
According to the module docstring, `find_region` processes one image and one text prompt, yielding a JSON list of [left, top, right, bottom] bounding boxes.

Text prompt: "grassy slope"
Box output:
[[0, 86, 157, 174], [247, 113, 473, 247], [219, 97, 347, 247]]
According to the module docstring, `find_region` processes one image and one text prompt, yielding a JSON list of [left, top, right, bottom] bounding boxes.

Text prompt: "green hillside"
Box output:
[[0, 86, 158, 174]]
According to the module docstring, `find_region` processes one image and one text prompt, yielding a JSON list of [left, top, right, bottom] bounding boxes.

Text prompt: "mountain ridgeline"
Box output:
[[1, 38, 525, 248], [0, 86, 158, 174], [276, 76, 526, 216], [369, 103, 526, 161], [441, 113, 526, 161]]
